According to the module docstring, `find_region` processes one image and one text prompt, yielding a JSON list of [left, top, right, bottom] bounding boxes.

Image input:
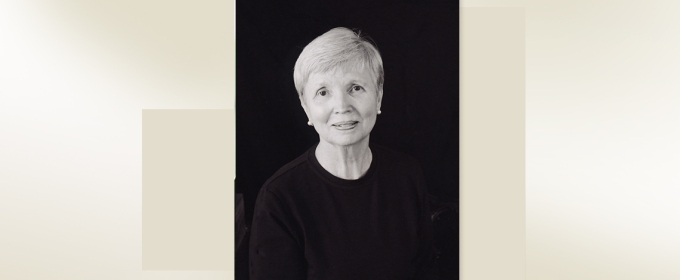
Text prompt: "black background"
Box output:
[[236, 0, 458, 278]]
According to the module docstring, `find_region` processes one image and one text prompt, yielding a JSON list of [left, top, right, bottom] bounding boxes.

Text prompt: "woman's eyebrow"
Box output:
[[312, 85, 330, 94], [310, 81, 326, 89]]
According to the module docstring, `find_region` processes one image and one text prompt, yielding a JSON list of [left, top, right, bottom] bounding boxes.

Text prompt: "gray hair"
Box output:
[[293, 27, 384, 96]]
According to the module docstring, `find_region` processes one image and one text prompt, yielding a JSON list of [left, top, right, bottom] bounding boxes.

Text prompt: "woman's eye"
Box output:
[[317, 90, 328, 97], [351, 85, 364, 92]]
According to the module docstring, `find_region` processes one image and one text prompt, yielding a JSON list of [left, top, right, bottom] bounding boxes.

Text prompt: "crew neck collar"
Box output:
[[307, 143, 377, 188]]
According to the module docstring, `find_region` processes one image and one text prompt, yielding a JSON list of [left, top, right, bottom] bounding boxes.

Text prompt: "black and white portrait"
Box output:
[[235, 1, 458, 279]]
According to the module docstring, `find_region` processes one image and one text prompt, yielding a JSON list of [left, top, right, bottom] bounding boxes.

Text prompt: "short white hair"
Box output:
[[293, 27, 384, 96]]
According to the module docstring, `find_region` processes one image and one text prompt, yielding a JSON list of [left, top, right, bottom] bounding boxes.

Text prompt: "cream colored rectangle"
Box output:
[[142, 109, 235, 270], [460, 7, 525, 280]]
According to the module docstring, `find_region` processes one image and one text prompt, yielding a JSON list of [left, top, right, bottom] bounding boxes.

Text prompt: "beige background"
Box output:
[[142, 110, 234, 270], [0, 1, 234, 279], [462, 0, 680, 279], [2, 0, 680, 279], [460, 7, 526, 280]]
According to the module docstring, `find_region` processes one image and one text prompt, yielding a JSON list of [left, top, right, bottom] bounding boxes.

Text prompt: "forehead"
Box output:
[[306, 66, 375, 86]]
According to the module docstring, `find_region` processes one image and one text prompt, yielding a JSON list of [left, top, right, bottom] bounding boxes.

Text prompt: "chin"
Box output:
[[325, 134, 370, 148]]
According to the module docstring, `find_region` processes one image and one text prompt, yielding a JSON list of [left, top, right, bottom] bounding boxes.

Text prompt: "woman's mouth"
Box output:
[[332, 121, 358, 130]]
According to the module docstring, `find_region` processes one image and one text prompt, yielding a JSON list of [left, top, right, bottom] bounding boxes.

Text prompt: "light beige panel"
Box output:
[[36, 0, 235, 109], [465, 0, 680, 279], [525, 1, 680, 279], [143, 110, 235, 270], [0, 0, 234, 279], [460, 7, 526, 280]]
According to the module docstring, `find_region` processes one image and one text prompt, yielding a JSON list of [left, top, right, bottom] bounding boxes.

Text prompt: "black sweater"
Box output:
[[249, 144, 434, 280]]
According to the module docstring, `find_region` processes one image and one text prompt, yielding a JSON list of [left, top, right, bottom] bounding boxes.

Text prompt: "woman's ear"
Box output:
[[377, 88, 383, 111], [299, 92, 311, 119]]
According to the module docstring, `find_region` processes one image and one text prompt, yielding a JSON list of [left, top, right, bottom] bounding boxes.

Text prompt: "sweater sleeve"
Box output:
[[412, 165, 436, 280], [249, 187, 306, 280]]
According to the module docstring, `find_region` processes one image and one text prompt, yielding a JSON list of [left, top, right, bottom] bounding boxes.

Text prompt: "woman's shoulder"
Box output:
[[371, 144, 428, 196], [260, 147, 314, 194]]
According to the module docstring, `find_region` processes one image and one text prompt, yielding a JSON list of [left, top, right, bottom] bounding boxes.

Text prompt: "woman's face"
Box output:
[[300, 67, 382, 148]]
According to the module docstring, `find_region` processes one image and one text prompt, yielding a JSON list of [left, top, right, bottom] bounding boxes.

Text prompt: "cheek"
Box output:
[[310, 104, 331, 122], [359, 102, 378, 117]]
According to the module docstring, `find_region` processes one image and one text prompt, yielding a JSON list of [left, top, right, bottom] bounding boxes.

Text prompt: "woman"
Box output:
[[249, 27, 434, 280]]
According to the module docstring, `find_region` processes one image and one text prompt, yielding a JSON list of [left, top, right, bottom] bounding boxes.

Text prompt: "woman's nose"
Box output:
[[333, 92, 352, 114]]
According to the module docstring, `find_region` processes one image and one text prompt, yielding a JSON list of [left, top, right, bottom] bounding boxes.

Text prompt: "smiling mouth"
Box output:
[[332, 121, 359, 130]]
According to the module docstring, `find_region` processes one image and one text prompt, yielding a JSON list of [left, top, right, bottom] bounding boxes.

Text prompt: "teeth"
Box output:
[[335, 122, 357, 128]]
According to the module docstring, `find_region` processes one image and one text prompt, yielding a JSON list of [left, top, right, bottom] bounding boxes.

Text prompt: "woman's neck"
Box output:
[[315, 138, 372, 180]]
